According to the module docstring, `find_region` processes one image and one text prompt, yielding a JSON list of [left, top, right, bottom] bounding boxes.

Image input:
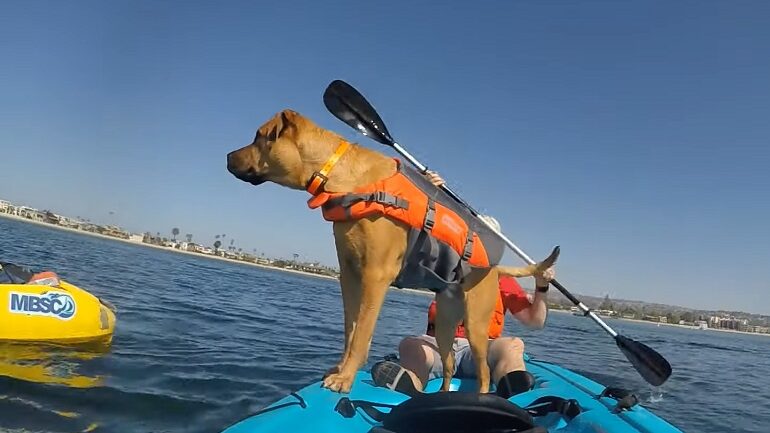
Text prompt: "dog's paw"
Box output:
[[322, 365, 341, 380], [539, 245, 560, 269], [322, 372, 354, 393]]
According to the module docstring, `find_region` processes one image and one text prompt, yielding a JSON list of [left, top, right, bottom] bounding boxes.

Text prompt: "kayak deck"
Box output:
[[222, 355, 683, 433]]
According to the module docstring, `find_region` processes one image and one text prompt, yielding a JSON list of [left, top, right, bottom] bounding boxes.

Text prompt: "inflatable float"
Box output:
[[0, 261, 116, 344]]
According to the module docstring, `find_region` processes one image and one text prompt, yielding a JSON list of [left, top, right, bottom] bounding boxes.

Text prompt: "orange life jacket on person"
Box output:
[[426, 293, 506, 339], [307, 158, 505, 293], [426, 276, 530, 339], [27, 271, 61, 287]]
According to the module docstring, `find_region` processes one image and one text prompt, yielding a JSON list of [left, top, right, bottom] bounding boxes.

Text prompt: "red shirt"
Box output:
[[426, 276, 530, 339]]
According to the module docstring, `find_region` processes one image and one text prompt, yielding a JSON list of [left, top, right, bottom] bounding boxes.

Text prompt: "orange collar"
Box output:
[[305, 140, 351, 195]]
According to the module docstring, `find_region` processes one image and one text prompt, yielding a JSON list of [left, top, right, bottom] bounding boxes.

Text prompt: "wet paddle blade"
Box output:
[[616, 335, 672, 386], [323, 80, 395, 146]]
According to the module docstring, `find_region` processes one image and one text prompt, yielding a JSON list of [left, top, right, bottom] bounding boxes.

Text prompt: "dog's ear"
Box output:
[[265, 109, 298, 142]]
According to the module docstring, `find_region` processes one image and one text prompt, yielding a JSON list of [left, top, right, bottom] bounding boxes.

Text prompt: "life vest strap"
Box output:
[[326, 191, 410, 214], [461, 229, 474, 262], [454, 229, 476, 282], [423, 198, 436, 232]]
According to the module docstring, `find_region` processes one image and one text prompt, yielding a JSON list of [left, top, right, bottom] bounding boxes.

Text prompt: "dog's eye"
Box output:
[[257, 136, 273, 152], [266, 127, 279, 143], [253, 133, 270, 150]]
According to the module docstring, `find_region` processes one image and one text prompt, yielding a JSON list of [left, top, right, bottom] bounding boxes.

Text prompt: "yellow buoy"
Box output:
[[0, 263, 116, 344]]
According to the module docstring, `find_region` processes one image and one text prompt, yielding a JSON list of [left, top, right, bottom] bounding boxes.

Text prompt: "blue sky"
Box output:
[[1, 1, 768, 314]]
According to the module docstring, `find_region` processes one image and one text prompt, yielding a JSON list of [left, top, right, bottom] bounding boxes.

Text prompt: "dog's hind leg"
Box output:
[[434, 290, 464, 392], [463, 270, 500, 393]]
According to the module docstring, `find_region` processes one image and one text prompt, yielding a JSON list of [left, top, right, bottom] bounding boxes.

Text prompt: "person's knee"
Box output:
[[399, 337, 437, 367], [398, 336, 440, 384], [488, 337, 526, 376], [491, 337, 525, 354], [398, 336, 426, 358], [506, 337, 525, 352]]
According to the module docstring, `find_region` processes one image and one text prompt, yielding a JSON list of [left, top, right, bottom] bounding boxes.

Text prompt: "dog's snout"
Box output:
[[226, 150, 239, 174], [226, 148, 266, 186]]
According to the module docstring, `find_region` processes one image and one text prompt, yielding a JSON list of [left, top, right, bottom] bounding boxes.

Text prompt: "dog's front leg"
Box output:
[[322, 267, 394, 393], [324, 261, 361, 379], [435, 291, 464, 392]]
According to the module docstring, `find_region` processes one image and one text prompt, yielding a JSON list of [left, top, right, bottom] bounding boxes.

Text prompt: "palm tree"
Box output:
[[186, 233, 193, 243], [213, 240, 222, 252], [172, 227, 180, 241]]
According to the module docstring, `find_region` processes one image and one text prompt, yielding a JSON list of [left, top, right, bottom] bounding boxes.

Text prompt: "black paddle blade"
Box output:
[[615, 335, 672, 386], [323, 80, 395, 146]]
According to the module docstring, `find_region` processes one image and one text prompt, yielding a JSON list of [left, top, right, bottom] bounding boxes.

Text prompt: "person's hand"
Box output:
[[425, 170, 445, 187], [535, 267, 555, 289]]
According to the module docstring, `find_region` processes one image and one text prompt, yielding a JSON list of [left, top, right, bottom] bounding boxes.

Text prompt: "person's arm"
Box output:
[[510, 269, 555, 329]]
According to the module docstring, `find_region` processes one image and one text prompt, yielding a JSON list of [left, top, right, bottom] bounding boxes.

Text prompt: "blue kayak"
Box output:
[[222, 354, 683, 433]]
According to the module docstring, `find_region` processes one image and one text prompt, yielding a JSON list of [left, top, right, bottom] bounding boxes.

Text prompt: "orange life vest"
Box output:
[[27, 271, 60, 287], [426, 276, 530, 339], [308, 164, 491, 268], [426, 293, 505, 339], [307, 159, 505, 292]]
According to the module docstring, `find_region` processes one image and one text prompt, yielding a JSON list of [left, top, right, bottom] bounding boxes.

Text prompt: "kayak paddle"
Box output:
[[321, 79, 673, 387]]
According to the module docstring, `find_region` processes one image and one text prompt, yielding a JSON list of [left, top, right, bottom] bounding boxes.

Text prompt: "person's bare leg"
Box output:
[[487, 337, 526, 383], [397, 336, 439, 390]]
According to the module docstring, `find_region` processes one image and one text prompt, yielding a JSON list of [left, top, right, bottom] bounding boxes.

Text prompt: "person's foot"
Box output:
[[371, 360, 422, 397], [495, 370, 536, 399]]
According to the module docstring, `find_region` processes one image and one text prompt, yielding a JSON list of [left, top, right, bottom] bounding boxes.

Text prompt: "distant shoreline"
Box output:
[[0, 212, 437, 297], [0, 213, 339, 281], [3, 213, 768, 332], [561, 309, 770, 338], [614, 316, 770, 337]]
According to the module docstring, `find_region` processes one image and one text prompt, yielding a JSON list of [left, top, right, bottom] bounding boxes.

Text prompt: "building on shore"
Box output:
[[0, 200, 11, 213], [709, 315, 749, 332], [57, 215, 81, 228], [98, 225, 129, 239]]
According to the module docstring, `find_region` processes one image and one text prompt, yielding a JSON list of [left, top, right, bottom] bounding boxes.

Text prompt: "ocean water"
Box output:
[[0, 217, 768, 433]]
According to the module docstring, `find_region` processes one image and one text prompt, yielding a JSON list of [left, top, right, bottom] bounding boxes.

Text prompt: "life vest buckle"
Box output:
[[423, 199, 436, 232], [372, 191, 388, 204], [306, 171, 329, 195], [461, 231, 474, 261]]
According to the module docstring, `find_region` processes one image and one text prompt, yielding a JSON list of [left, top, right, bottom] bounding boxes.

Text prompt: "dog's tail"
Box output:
[[495, 246, 560, 278]]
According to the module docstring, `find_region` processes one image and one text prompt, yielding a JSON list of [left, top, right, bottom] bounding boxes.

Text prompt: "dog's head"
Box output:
[[227, 109, 327, 190]]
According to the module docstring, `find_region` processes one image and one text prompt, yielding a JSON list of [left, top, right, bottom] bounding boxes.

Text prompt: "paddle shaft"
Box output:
[[390, 141, 618, 339]]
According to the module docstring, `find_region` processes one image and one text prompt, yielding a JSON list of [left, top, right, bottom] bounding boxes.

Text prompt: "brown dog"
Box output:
[[227, 109, 558, 394]]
